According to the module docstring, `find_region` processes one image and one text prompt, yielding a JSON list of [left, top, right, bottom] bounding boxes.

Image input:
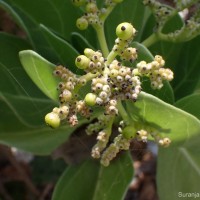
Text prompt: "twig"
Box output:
[[0, 145, 40, 197], [0, 181, 13, 200], [39, 183, 54, 200]]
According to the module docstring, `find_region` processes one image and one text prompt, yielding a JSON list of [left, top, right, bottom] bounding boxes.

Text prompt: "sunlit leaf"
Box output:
[[19, 50, 59, 101], [175, 93, 200, 120], [126, 92, 200, 200], [126, 92, 200, 143]]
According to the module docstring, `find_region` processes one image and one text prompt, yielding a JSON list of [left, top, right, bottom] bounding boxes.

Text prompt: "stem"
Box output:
[[94, 25, 109, 57], [106, 50, 118, 65], [99, 5, 115, 22], [80, 72, 99, 82], [141, 33, 159, 48], [106, 115, 115, 134], [74, 72, 99, 94], [117, 101, 130, 124], [1, 145, 40, 196]]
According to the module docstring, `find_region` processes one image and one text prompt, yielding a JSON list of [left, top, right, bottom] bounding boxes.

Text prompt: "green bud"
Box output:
[[75, 55, 90, 69], [85, 2, 98, 13], [72, 0, 86, 7], [85, 93, 97, 106], [84, 48, 95, 58], [76, 17, 88, 30], [122, 126, 137, 139], [116, 22, 135, 40], [112, 0, 124, 3], [45, 112, 60, 129]]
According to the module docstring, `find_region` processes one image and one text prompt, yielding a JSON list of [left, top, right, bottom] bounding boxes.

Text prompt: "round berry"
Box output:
[[112, 0, 124, 3], [116, 22, 134, 40], [84, 93, 97, 106], [45, 112, 60, 128], [76, 17, 88, 30], [85, 2, 98, 13], [75, 55, 90, 69], [122, 126, 137, 139], [84, 48, 95, 58], [72, 0, 86, 6]]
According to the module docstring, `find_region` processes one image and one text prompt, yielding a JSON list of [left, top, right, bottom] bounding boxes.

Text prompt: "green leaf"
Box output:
[[71, 32, 95, 53], [157, 138, 200, 200], [0, 33, 42, 96], [132, 41, 154, 62], [126, 92, 200, 144], [1, 0, 97, 54], [0, 93, 56, 127], [150, 37, 200, 100], [2, 0, 80, 40], [19, 50, 59, 101], [0, 114, 88, 155], [132, 42, 174, 104], [52, 153, 133, 200], [175, 94, 200, 120], [0, 33, 88, 155], [126, 92, 200, 200], [40, 24, 79, 72]]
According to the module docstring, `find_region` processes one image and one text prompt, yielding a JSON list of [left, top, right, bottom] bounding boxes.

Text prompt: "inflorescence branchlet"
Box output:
[[45, 0, 174, 167], [143, 0, 200, 42], [73, 0, 125, 30]]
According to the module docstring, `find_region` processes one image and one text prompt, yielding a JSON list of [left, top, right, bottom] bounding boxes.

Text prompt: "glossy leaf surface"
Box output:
[[0, 34, 87, 155], [19, 50, 59, 101], [126, 92, 200, 200], [40, 25, 79, 71], [52, 153, 133, 200], [175, 94, 200, 120]]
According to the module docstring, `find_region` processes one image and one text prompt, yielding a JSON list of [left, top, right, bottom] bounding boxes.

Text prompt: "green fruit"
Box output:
[[84, 48, 95, 58], [72, 0, 86, 7], [76, 17, 88, 30], [85, 2, 98, 13], [116, 22, 134, 40], [45, 112, 60, 128], [84, 93, 97, 106], [112, 0, 124, 3], [75, 55, 90, 69], [122, 126, 137, 139]]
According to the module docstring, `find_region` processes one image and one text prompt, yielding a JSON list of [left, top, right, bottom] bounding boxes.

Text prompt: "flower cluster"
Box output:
[[45, 21, 174, 166], [100, 134, 130, 166], [136, 55, 173, 89], [143, 0, 173, 27], [45, 65, 92, 127], [73, 0, 125, 30], [143, 0, 200, 42]]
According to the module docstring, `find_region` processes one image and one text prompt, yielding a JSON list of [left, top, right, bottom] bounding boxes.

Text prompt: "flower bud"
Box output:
[[122, 126, 137, 139], [75, 55, 90, 69], [45, 112, 60, 128], [84, 48, 95, 58], [85, 93, 97, 106], [72, 0, 86, 7], [112, 0, 124, 3], [116, 22, 135, 40], [76, 17, 88, 30], [85, 2, 98, 13]]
